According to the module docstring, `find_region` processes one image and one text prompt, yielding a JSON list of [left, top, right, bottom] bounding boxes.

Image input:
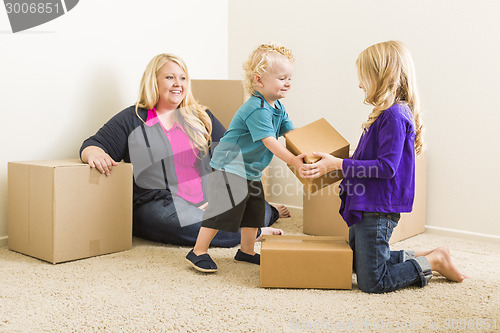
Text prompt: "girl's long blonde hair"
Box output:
[[356, 41, 424, 156], [135, 53, 212, 156]]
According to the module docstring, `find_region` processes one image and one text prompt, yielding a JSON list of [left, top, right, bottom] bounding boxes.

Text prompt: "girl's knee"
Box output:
[[356, 272, 386, 293], [358, 281, 385, 294]]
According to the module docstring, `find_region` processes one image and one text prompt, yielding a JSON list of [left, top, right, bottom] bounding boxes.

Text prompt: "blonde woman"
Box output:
[[80, 53, 284, 247], [302, 41, 467, 292]]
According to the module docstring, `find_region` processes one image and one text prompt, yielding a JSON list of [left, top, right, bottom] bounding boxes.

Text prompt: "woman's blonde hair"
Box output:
[[243, 42, 295, 95], [357, 41, 424, 156], [135, 53, 212, 156]]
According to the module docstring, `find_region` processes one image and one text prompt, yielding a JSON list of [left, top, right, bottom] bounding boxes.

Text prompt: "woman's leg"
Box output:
[[264, 201, 279, 227], [133, 199, 243, 248], [350, 213, 433, 293], [264, 201, 290, 227]]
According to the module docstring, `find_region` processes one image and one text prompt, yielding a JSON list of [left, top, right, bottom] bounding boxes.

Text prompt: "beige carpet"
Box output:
[[1, 212, 499, 333]]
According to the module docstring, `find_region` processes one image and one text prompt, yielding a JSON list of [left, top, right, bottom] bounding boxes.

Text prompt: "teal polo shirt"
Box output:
[[210, 92, 295, 180]]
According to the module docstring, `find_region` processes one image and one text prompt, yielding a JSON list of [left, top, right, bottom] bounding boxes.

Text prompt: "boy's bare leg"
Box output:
[[424, 247, 468, 282], [240, 227, 258, 255], [193, 227, 218, 255]]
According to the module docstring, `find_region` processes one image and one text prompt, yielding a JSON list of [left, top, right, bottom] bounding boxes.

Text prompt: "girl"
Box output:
[[302, 41, 467, 293]]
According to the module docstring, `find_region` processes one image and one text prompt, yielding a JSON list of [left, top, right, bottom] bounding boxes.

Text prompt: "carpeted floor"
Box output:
[[1, 211, 499, 332]]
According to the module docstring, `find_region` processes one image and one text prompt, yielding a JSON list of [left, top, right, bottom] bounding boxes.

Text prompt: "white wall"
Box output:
[[229, 0, 500, 238], [2, 0, 499, 243], [0, 0, 228, 243]]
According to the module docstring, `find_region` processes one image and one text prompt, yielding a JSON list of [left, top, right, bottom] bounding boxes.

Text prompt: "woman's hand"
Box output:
[[81, 146, 118, 176], [301, 152, 343, 179], [198, 202, 208, 211]]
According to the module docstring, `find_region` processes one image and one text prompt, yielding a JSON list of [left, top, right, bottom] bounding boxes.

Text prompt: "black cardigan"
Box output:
[[80, 106, 226, 208]]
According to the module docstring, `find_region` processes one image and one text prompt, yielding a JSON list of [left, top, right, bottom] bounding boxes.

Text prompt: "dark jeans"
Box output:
[[349, 212, 432, 293], [133, 196, 279, 247]]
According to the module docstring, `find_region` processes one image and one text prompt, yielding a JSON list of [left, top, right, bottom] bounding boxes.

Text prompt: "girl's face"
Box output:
[[357, 70, 368, 92], [156, 61, 187, 111], [257, 56, 294, 106]]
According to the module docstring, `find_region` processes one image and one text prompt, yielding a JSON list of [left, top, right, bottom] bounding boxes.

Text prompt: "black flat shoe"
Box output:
[[234, 249, 260, 265], [186, 249, 217, 273]]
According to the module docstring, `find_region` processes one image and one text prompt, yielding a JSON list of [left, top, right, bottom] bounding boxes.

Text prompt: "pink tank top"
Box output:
[[146, 108, 204, 204]]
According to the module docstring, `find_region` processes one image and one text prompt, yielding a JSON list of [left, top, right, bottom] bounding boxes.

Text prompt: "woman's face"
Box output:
[[156, 61, 187, 110]]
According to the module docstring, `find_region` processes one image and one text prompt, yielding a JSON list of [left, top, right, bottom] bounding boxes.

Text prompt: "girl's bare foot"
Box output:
[[415, 248, 441, 257], [256, 227, 283, 242], [425, 247, 467, 282], [273, 204, 291, 218]]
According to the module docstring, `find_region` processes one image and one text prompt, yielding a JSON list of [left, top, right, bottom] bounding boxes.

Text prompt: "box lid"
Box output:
[[9, 159, 85, 168], [262, 235, 351, 251], [284, 118, 349, 163]]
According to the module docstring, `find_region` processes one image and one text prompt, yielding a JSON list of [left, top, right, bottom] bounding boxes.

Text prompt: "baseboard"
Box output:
[[425, 226, 500, 243], [269, 204, 500, 243], [0, 236, 8, 247]]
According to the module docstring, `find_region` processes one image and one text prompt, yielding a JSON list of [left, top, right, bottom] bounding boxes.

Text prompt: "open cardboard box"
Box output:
[[260, 235, 352, 289], [8, 159, 133, 263], [303, 151, 427, 244], [284, 118, 349, 193]]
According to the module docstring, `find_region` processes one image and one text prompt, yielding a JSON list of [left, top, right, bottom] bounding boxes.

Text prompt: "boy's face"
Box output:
[[258, 56, 294, 104]]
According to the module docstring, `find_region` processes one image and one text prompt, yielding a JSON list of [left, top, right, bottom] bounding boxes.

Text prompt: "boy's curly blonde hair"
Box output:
[[243, 42, 295, 95]]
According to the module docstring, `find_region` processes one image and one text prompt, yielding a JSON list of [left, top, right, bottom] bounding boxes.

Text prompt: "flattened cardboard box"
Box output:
[[303, 152, 427, 244], [284, 118, 349, 193], [260, 235, 352, 289], [8, 159, 133, 264]]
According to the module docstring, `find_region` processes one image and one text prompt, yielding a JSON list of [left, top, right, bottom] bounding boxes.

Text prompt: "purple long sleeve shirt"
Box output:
[[339, 103, 416, 226]]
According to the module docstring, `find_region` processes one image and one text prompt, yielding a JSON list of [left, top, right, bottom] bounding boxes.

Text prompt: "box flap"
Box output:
[[9, 159, 85, 168], [284, 118, 349, 163], [262, 235, 350, 251]]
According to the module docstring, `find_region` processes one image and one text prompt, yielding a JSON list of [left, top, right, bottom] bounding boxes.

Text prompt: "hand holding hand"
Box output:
[[300, 152, 342, 179]]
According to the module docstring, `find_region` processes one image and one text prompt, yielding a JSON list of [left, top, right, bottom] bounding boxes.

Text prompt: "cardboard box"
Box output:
[[260, 235, 352, 289], [302, 152, 427, 244], [284, 118, 350, 193], [191, 79, 247, 129], [8, 159, 133, 264], [191, 79, 270, 196], [303, 180, 348, 239]]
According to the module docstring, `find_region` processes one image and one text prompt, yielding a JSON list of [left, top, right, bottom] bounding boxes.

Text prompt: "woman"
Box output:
[[80, 53, 285, 247]]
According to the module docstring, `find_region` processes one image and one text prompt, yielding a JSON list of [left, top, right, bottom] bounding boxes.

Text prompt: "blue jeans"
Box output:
[[349, 212, 432, 293], [132, 196, 278, 247]]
